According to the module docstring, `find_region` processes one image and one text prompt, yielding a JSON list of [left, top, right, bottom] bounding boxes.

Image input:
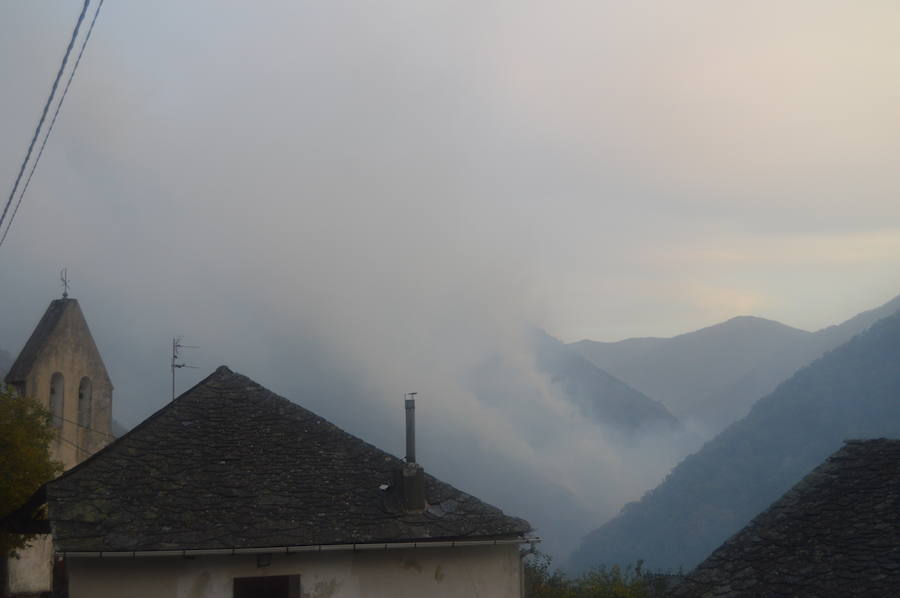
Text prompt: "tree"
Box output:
[[524, 551, 679, 598], [0, 386, 62, 557]]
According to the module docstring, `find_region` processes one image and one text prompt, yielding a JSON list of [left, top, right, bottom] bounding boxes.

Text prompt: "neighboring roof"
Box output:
[[4, 298, 110, 384], [46, 366, 531, 552], [670, 438, 900, 598]]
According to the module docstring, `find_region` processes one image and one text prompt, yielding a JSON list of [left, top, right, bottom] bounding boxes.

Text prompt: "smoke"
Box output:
[[3, 0, 900, 561]]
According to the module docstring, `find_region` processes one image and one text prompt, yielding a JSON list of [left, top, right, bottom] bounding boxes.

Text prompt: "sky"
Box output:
[[2, 1, 900, 560]]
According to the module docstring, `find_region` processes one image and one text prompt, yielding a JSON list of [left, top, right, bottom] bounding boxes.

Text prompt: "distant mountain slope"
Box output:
[[572, 294, 900, 432], [111, 419, 130, 437], [567, 307, 900, 573], [533, 330, 677, 432], [469, 330, 678, 434], [0, 349, 11, 379]]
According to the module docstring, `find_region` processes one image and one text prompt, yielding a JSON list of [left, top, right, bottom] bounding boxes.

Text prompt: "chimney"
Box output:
[[405, 393, 417, 464], [397, 393, 425, 511]]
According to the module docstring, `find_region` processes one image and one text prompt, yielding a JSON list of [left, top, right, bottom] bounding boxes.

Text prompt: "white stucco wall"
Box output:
[[66, 544, 522, 598], [5, 535, 53, 596]]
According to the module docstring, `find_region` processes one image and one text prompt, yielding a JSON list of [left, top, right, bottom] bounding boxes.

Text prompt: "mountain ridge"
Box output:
[[571, 294, 900, 432], [567, 303, 900, 573], [533, 329, 678, 432]]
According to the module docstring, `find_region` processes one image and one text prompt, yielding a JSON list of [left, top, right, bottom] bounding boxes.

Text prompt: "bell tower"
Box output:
[[3, 294, 113, 468]]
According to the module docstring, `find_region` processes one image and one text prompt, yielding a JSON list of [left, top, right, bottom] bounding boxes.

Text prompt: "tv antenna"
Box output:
[[60, 268, 69, 298], [171, 336, 199, 401]]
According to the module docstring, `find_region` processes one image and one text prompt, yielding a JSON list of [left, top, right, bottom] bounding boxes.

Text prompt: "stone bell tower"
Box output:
[[4, 296, 113, 468], [2, 292, 113, 597]]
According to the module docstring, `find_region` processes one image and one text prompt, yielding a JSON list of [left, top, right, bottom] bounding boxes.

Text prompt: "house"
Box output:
[[14, 366, 534, 598], [669, 438, 900, 598], [2, 296, 114, 597]]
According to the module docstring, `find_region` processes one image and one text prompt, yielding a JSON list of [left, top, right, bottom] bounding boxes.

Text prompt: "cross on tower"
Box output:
[[60, 268, 69, 299]]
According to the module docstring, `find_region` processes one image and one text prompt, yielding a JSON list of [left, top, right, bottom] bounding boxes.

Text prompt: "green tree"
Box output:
[[524, 551, 678, 598], [0, 386, 62, 556]]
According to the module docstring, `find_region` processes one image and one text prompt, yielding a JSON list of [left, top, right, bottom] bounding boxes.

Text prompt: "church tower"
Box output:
[[2, 294, 114, 596], [4, 296, 113, 468]]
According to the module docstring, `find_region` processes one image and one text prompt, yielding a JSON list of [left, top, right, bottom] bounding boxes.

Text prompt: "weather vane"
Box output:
[[60, 268, 69, 299]]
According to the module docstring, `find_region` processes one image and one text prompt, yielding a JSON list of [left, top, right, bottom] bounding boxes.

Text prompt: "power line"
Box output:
[[0, 0, 106, 247], [54, 430, 95, 456], [0, 1, 89, 233], [53, 413, 116, 441], [0, 0, 103, 246]]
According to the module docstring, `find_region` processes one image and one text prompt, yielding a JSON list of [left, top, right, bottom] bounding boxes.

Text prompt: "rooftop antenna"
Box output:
[[171, 336, 199, 401], [60, 268, 69, 299]]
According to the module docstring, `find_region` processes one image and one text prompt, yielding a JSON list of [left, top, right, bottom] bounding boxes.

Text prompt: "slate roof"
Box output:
[[4, 298, 110, 384], [669, 438, 900, 598], [45, 366, 531, 552], [5, 299, 68, 382]]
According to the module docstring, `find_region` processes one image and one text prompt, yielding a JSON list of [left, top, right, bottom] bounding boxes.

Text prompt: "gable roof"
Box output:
[[4, 298, 110, 384], [670, 438, 900, 598], [46, 366, 531, 553]]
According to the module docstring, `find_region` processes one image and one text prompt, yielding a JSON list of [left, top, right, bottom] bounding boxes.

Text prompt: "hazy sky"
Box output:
[[2, 1, 900, 559]]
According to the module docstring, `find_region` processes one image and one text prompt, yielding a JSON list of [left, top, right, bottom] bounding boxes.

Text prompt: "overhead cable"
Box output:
[[0, 1, 103, 247], [0, 0, 89, 232], [0, 0, 106, 248], [55, 413, 117, 441]]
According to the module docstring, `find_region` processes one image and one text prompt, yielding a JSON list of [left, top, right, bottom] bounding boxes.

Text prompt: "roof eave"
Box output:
[[59, 535, 542, 558]]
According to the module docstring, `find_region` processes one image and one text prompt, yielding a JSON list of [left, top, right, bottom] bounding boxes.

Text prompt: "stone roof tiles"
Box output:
[[5, 299, 70, 383], [46, 366, 531, 552], [670, 438, 900, 598], [4, 298, 110, 385]]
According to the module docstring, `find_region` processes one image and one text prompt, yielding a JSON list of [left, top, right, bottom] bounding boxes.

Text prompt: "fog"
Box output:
[[3, 1, 900, 560]]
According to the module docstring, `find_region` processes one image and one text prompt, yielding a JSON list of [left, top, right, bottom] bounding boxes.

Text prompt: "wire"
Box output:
[[53, 413, 116, 441], [54, 431, 94, 456], [0, 1, 90, 235], [0, 0, 106, 247], [53, 417, 116, 457]]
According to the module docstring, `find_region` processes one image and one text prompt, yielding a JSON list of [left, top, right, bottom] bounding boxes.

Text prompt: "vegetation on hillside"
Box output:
[[525, 552, 678, 598]]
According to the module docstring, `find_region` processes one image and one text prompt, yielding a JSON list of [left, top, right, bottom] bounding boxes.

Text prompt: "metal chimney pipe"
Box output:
[[405, 393, 417, 463]]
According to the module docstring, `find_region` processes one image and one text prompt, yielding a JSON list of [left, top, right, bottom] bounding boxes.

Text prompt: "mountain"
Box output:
[[571, 294, 900, 433], [533, 330, 678, 432], [111, 419, 130, 437], [0, 349, 11, 379], [469, 330, 678, 434], [567, 306, 900, 573]]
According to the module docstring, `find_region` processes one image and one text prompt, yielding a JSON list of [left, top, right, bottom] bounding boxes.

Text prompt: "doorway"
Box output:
[[233, 574, 300, 598]]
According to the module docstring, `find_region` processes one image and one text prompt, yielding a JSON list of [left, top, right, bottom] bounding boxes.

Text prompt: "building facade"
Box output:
[[21, 366, 534, 598]]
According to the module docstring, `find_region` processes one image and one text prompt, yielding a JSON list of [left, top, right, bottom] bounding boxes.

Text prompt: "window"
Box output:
[[49, 372, 64, 428], [78, 377, 92, 428], [233, 575, 300, 598]]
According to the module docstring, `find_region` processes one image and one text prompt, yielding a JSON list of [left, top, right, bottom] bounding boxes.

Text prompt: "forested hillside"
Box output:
[[568, 307, 900, 572]]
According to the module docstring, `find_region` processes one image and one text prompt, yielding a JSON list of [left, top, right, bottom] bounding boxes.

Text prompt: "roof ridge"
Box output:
[[41, 367, 531, 552]]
